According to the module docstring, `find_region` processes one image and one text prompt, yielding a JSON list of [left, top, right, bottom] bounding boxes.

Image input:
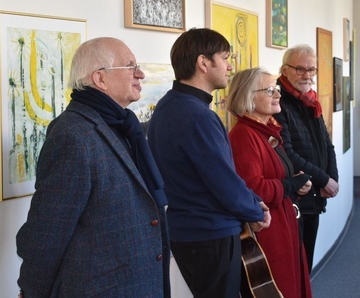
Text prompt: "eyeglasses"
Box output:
[[98, 64, 141, 75], [286, 64, 318, 76], [253, 85, 281, 97]]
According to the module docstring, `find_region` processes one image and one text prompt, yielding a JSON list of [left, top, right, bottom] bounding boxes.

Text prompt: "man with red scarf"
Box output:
[[273, 44, 339, 273]]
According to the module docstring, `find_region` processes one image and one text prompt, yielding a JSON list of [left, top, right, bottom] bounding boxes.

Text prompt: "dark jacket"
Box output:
[[273, 86, 338, 214], [16, 101, 170, 298]]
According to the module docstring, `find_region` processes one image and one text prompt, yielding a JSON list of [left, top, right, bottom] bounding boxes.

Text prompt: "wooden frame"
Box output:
[[266, 0, 288, 49], [205, 0, 259, 131], [124, 0, 185, 33], [343, 18, 350, 62], [0, 11, 87, 200], [333, 57, 343, 112], [316, 27, 333, 139]]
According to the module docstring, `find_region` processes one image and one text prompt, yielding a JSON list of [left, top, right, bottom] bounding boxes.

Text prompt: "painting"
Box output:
[[342, 76, 351, 153], [0, 11, 87, 200], [349, 40, 355, 100], [124, 0, 185, 33], [128, 63, 174, 135], [333, 57, 343, 112], [316, 27, 333, 139], [205, 0, 258, 131], [343, 18, 350, 62], [266, 0, 288, 49]]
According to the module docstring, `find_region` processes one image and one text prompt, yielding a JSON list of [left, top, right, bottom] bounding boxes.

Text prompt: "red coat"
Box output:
[[229, 115, 312, 298]]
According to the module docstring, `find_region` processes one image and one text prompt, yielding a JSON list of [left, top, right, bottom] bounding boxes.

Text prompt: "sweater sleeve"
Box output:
[[183, 112, 264, 223]]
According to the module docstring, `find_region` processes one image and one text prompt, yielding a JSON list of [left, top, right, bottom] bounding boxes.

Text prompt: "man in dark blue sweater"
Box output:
[[148, 28, 271, 298]]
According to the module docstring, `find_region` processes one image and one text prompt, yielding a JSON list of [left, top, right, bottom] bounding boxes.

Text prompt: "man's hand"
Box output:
[[323, 178, 339, 197], [249, 202, 271, 232]]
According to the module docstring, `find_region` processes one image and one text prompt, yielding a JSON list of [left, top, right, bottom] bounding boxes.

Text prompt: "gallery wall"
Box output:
[[0, 0, 355, 297]]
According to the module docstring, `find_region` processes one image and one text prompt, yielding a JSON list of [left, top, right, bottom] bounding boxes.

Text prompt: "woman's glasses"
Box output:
[[253, 85, 281, 97]]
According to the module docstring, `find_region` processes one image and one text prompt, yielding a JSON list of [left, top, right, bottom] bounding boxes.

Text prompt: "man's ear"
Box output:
[[281, 66, 288, 77], [91, 70, 108, 91], [197, 54, 208, 73]]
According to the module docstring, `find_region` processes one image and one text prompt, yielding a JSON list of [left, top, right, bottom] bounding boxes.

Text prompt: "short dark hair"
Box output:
[[170, 28, 230, 80]]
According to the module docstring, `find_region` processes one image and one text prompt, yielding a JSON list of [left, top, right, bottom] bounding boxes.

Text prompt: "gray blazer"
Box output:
[[16, 101, 170, 297]]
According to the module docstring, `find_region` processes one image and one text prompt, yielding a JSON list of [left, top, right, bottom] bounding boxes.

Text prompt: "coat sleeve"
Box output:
[[229, 125, 285, 208], [274, 109, 331, 188], [16, 126, 91, 297]]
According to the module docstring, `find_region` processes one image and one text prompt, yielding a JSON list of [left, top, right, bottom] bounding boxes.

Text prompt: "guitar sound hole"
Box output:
[[243, 240, 256, 256]]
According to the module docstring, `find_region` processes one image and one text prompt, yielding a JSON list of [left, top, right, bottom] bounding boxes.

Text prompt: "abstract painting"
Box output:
[[0, 12, 86, 200], [266, 0, 288, 49], [124, 0, 185, 33], [205, 0, 258, 131]]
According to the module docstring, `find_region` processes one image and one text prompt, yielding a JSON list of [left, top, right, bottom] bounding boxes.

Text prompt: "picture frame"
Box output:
[[349, 40, 355, 100], [205, 0, 259, 131], [343, 18, 350, 62], [333, 57, 343, 112], [266, 0, 288, 49], [342, 76, 351, 153], [124, 0, 185, 33], [316, 27, 333, 139], [0, 11, 87, 201], [129, 63, 174, 135]]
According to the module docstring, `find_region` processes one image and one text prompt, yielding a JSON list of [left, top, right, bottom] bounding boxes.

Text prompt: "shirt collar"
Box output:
[[172, 80, 213, 105]]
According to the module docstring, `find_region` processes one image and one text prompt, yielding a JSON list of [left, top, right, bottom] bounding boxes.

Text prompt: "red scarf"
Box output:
[[279, 74, 322, 118]]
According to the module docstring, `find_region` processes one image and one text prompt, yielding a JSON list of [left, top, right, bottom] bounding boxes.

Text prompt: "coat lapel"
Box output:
[[67, 101, 150, 194]]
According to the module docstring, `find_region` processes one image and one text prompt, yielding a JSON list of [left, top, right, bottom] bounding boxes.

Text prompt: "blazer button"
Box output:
[[156, 254, 163, 261], [151, 220, 159, 226]]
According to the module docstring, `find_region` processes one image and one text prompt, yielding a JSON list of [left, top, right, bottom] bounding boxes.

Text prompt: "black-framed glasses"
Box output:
[[286, 64, 318, 76], [98, 64, 141, 75], [253, 85, 281, 97]]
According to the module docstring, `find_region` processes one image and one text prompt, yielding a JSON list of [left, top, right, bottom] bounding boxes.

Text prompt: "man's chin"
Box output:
[[297, 85, 312, 93]]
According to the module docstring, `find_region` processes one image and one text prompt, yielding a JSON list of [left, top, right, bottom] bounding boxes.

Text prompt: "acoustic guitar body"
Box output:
[[240, 224, 284, 298]]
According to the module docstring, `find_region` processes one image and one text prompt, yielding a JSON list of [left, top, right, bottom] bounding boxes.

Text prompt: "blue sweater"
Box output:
[[148, 82, 264, 242]]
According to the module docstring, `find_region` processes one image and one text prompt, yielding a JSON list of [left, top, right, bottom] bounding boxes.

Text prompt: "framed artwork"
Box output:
[[343, 18, 350, 62], [124, 0, 185, 33], [316, 27, 333, 139], [0, 11, 87, 201], [205, 0, 258, 131], [266, 0, 288, 49], [333, 57, 343, 112], [128, 63, 174, 135], [349, 39, 355, 101], [342, 76, 351, 153]]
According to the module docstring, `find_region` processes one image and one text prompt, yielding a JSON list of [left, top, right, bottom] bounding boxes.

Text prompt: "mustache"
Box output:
[[298, 79, 315, 85]]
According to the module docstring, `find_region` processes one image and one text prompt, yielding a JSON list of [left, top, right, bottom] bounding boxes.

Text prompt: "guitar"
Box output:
[[240, 223, 284, 298]]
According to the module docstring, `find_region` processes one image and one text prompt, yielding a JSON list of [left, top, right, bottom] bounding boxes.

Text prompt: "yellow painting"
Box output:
[[0, 12, 87, 200], [206, 0, 258, 131]]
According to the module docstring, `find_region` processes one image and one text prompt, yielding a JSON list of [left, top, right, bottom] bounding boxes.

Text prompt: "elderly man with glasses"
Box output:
[[273, 44, 339, 274], [16, 37, 170, 298]]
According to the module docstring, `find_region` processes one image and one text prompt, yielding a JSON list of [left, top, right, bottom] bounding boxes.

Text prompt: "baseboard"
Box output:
[[310, 199, 355, 281]]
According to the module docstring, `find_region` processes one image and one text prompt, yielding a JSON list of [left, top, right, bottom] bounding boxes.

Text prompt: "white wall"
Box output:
[[0, 0, 354, 297]]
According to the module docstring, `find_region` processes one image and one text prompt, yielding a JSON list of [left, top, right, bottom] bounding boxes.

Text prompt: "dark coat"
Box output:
[[16, 101, 170, 298], [273, 87, 338, 214]]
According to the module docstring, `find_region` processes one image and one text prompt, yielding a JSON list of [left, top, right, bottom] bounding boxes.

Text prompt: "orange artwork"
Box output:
[[316, 27, 333, 140]]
